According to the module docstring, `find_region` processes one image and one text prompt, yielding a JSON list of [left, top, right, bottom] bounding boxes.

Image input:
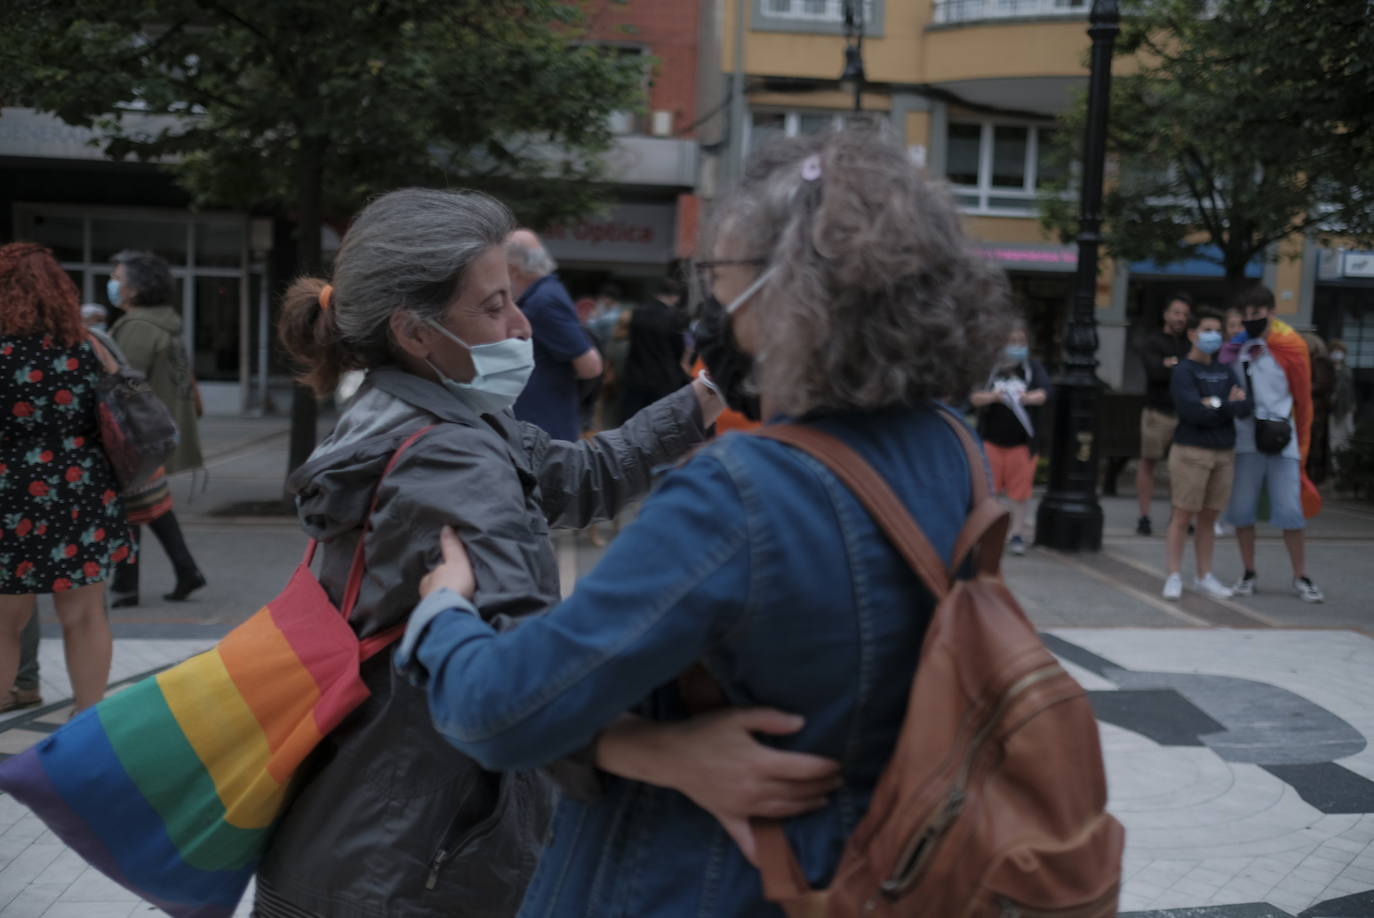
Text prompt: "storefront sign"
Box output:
[[976, 245, 1077, 272], [1343, 251, 1374, 278], [544, 202, 676, 266], [1130, 245, 1262, 279], [0, 107, 178, 161]]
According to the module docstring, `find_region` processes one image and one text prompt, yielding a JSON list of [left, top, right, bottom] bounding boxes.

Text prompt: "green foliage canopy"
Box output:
[[2, 0, 649, 260], [1039, 0, 1374, 287]]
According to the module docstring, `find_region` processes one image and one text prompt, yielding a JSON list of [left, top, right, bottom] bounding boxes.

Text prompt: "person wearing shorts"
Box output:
[[971, 322, 1052, 556], [1225, 286, 1325, 602], [1162, 310, 1250, 600], [1135, 294, 1193, 535]]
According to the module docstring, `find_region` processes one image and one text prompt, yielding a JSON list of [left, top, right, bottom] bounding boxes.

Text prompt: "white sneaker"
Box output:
[[1294, 577, 1325, 603], [1194, 573, 1234, 599], [1232, 574, 1256, 596], [1162, 573, 1183, 600]]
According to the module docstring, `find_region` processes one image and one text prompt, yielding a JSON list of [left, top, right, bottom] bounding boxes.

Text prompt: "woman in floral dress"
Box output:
[[0, 242, 133, 713]]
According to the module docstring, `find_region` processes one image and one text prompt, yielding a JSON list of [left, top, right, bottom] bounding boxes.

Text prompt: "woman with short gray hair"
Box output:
[[260, 187, 838, 918], [395, 123, 1016, 915], [107, 249, 206, 606]]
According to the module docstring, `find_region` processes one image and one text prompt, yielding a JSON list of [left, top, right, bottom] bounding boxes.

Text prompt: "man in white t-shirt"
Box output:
[[1224, 286, 1324, 603]]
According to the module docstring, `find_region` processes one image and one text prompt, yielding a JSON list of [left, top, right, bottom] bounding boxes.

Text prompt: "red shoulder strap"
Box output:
[[298, 424, 437, 648]]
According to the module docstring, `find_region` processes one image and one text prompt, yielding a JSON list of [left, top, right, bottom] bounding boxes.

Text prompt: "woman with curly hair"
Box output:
[[397, 122, 1016, 916], [0, 243, 133, 713]]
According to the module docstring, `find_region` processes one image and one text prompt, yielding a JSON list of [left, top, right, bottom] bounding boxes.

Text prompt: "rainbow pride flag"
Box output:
[[0, 552, 402, 917]]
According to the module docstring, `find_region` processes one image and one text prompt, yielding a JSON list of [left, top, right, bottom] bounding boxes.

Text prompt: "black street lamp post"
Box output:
[[1034, 0, 1119, 552], [840, 0, 865, 112]]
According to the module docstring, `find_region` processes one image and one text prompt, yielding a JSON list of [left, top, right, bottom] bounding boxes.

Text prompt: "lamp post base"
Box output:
[[1035, 495, 1104, 552]]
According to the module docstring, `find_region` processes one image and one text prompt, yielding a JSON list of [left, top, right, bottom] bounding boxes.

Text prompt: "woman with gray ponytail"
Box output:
[[258, 187, 840, 918], [396, 123, 1017, 916]]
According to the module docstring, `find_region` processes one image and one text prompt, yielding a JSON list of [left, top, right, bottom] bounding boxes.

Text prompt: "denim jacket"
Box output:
[[397, 405, 976, 918]]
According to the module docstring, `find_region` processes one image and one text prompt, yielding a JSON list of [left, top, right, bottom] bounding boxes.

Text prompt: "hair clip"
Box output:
[[800, 155, 822, 182], [318, 284, 334, 311]]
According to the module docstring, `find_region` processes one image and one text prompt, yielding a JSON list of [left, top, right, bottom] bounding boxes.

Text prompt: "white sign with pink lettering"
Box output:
[[544, 202, 677, 266]]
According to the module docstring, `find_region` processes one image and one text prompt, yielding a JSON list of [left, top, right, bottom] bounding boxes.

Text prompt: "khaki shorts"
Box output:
[[1168, 443, 1235, 513], [1140, 407, 1179, 461]]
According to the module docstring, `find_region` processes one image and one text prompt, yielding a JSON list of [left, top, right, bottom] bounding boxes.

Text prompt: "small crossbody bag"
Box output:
[[1242, 358, 1293, 455]]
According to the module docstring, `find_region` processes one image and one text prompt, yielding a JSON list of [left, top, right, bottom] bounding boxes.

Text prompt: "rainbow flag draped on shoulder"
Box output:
[[0, 426, 429, 917]]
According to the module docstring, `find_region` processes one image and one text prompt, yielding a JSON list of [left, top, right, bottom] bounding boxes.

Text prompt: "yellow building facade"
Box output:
[[710, 0, 1368, 398]]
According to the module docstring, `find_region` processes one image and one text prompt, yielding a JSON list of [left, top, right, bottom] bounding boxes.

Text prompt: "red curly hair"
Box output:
[[0, 242, 84, 346]]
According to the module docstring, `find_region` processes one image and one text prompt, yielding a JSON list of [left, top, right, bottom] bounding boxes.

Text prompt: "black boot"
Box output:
[[164, 570, 207, 602], [111, 524, 141, 607], [148, 511, 206, 601]]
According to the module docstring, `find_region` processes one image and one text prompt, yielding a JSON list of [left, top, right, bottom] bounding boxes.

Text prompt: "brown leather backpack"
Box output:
[[740, 417, 1124, 918]]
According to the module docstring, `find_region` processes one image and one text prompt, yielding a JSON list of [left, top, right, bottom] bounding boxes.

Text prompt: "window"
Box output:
[[1342, 307, 1374, 370], [944, 120, 1062, 215], [753, 0, 884, 35], [764, 0, 872, 19], [933, 0, 1085, 25], [747, 109, 848, 153], [14, 205, 255, 383]]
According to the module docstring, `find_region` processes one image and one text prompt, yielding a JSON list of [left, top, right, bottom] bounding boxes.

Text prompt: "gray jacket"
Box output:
[[255, 366, 707, 918]]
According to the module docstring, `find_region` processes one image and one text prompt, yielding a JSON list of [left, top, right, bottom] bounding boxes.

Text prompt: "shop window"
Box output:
[[944, 120, 1060, 215], [1342, 308, 1374, 370], [14, 205, 249, 383], [91, 217, 186, 264], [15, 213, 84, 262]]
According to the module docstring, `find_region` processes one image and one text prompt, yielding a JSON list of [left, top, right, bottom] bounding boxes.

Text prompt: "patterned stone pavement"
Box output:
[[1053, 628, 1374, 918], [0, 629, 1369, 916]]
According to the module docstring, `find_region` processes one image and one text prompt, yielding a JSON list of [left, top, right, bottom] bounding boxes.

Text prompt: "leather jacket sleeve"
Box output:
[[521, 384, 708, 530]]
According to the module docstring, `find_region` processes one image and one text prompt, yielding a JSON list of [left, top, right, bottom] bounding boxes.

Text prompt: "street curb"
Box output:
[[0, 657, 189, 741]]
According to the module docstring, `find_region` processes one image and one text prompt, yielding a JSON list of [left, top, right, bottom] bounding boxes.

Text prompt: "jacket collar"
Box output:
[[517, 273, 558, 308], [366, 365, 519, 441]]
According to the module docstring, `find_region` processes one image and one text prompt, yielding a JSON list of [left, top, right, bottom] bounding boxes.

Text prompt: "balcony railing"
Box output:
[[760, 0, 876, 25], [932, 0, 1086, 24]]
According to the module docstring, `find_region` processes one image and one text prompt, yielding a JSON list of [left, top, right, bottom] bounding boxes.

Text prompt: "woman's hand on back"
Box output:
[[595, 710, 842, 865], [420, 526, 476, 600]]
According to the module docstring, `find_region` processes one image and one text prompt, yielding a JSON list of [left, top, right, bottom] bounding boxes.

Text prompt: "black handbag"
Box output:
[[87, 330, 180, 489], [1242, 358, 1293, 455]]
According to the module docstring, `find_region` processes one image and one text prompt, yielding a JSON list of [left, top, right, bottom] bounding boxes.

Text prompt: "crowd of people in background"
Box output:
[[1127, 285, 1329, 603], [962, 283, 1341, 606]]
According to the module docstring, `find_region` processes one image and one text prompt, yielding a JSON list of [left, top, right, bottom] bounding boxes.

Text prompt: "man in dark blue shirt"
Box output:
[[1163, 309, 1251, 601], [505, 229, 602, 441]]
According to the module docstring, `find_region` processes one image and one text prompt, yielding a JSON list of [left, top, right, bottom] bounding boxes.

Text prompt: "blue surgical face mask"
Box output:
[[106, 278, 121, 307], [425, 319, 535, 415], [1197, 329, 1223, 355], [1005, 345, 1029, 363]]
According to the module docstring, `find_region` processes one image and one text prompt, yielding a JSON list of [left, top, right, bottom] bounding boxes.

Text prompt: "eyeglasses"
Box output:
[[693, 258, 766, 294]]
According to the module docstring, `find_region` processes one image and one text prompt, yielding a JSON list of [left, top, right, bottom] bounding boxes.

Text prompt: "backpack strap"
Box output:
[[745, 409, 1008, 905], [755, 426, 951, 600], [299, 424, 437, 659]]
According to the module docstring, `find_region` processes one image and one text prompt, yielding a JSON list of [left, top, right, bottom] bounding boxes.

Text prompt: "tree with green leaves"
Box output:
[[2, 0, 647, 470], [1039, 0, 1374, 293]]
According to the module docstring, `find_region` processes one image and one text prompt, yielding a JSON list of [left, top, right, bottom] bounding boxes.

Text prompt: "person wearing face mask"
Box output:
[[393, 125, 1017, 917], [106, 250, 207, 607], [1224, 285, 1324, 603], [969, 321, 1052, 556], [263, 188, 837, 918], [1161, 310, 1251, 600]]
